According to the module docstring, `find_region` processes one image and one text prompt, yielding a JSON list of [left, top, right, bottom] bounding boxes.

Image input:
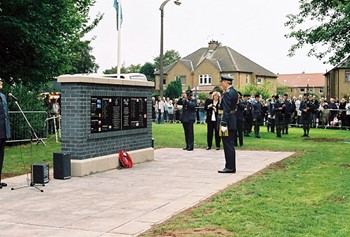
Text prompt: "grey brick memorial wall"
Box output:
[[60, 82, 153, 160]]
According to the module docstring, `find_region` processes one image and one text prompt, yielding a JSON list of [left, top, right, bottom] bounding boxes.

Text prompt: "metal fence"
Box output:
[[7, 111, 49, 143]]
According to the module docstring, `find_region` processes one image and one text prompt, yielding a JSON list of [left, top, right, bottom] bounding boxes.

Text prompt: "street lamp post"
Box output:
[[159, 0, 181, 98]]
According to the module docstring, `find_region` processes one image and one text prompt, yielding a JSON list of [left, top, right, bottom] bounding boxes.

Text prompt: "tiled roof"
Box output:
[[277, 73, 325, 87], [325, 56, 350, 74], [182, 46, 277, 77]]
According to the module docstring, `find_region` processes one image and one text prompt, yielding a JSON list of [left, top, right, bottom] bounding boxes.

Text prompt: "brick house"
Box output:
[[276, 72, 326, 98], [324, 57, 350, 100], [155, 40, 277, 95]]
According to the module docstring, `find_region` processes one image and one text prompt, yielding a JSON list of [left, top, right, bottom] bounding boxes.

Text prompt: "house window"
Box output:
[[199, 74, 212, 85], [309, 88, 313, 93], [176, 75, 186, 85], [320, 88, 324, 93], [256, 77, 263, 84], [300, 88, 305, 93], [246, 74, 250, 84], [345, 70, 350, 82]]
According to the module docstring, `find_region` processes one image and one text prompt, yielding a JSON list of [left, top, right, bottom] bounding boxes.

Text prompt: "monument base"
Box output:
[[71, 147, 154, 177]]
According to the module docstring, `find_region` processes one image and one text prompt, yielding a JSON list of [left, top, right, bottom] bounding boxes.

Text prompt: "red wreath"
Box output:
[[118, 150, 133, 168]]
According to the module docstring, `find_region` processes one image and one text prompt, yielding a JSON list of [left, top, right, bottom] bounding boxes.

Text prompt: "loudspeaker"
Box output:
[[53, 153, 71, 180], [32, 164, 49, 184]]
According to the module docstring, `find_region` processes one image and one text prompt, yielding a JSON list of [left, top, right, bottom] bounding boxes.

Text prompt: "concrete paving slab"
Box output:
[[0, 148, 294, 237]]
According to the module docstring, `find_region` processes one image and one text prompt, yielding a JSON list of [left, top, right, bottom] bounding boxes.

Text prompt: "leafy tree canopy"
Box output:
[[240, 83, 271, 100], [140, 62, 155, 81], [0, 0, 102, 87], [165, 78, 182, 99], [154, 49, 181, 70], [285, 0, 350, 65], [103, 64, 141, 74]]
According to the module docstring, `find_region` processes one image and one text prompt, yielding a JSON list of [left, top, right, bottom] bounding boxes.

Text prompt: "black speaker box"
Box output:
[[53, 153, 71, 180], [32, 164, 49, 184]]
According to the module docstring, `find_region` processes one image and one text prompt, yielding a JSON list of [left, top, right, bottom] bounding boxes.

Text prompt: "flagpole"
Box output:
[[117, 0, 122, 79]]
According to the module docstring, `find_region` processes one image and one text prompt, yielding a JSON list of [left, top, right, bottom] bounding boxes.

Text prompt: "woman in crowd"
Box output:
[[205, 91, 221, 150]]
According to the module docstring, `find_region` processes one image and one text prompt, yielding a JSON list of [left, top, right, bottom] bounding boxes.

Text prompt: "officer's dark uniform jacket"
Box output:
[[178, 98, 196, 122], [273, 100, 284, 123], [252, 100, 263, 119], [0, 93, 11, 140], [236, 101, 245, 121], [241, 100, 252, 118], [220, 86, 238, 130], [299, 99, 314, 123]]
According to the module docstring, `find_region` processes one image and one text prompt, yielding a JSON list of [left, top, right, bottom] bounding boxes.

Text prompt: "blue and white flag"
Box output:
[[113, 0, 123, 30]]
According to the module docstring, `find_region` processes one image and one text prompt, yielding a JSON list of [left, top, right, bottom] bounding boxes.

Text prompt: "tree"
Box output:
[[285, 0, 350, 65], [103, 64, 141, 74], [127, 64, 142, 73], [197, 93, 208, 101], [240, 84, 271, 100], [140, 62, 155, 81], [154, 49, 181, 70], [0, 0, 102, 87], [104, 65, 127, 74], [277, 85, 289, 96], [165, 78, 182, 99]]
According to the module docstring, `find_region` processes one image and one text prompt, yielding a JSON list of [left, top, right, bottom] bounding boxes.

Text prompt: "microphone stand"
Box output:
[[11, 131, 45, 192], [13, 100, 46, 146]]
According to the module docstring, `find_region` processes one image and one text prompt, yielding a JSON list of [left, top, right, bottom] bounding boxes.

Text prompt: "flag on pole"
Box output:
[[113, 0, 123, 30]]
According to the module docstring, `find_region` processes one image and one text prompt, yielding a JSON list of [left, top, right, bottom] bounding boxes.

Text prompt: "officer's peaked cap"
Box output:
[[220, 75, 233, 82]]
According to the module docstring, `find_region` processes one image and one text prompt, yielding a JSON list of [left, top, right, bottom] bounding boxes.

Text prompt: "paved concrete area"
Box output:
[[0, 148, 294, 237]]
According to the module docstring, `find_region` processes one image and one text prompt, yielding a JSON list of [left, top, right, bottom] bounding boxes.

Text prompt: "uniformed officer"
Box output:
[[234, 92, 244, 146], [241, 94, 252, 136], [299, 93, 314, 137], [0, 78, 11, 189], [273, 95, 283, 138], [252, 94, 263, 138], [268, 96, 276, 133], [282, 94, 295, 134], [218, 75, 238, 173], [178, 90, 197, 151]]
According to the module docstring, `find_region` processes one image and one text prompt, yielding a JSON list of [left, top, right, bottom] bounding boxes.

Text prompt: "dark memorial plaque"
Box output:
[[91, 96, 147, 133]]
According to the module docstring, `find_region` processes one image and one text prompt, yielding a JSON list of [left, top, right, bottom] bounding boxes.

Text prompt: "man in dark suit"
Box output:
[[234, 92, 244, 146], [178, 90, 197, 151], [218, 75, 238, 173], [273, 95, 283, 138], [282, 94, 295, 134], [252, 94, 263, 138], [0, 78, 11, 189], [241, 94, 252, 136], [299, 93, 314, 137]]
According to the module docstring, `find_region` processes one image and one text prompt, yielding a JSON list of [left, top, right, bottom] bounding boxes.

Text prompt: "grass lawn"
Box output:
[[3, 123, 350, 236], [3, 136, 61, 178], [146, 123, 350, 237]]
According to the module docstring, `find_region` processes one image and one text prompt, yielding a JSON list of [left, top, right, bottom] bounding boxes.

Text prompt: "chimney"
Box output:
[[208, 40, 220, 51]]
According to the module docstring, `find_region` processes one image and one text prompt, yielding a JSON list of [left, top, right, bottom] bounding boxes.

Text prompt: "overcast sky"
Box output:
[[85, 0, 332, 74]]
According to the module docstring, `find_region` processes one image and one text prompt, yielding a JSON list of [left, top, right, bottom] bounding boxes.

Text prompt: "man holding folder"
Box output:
[[218, 75, 238, 173]]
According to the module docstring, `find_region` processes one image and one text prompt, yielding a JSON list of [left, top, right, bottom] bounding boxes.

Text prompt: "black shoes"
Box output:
[[183, 147, 188, 150], [187, 148, 193, 151], [216, 147, 220, 150], [0, 182, 7, 189], [206, 147, 211, 150], [218, 168, 236, 173]]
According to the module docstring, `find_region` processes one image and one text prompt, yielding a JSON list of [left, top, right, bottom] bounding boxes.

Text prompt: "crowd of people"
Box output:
[[153, 91, 350, 148]]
